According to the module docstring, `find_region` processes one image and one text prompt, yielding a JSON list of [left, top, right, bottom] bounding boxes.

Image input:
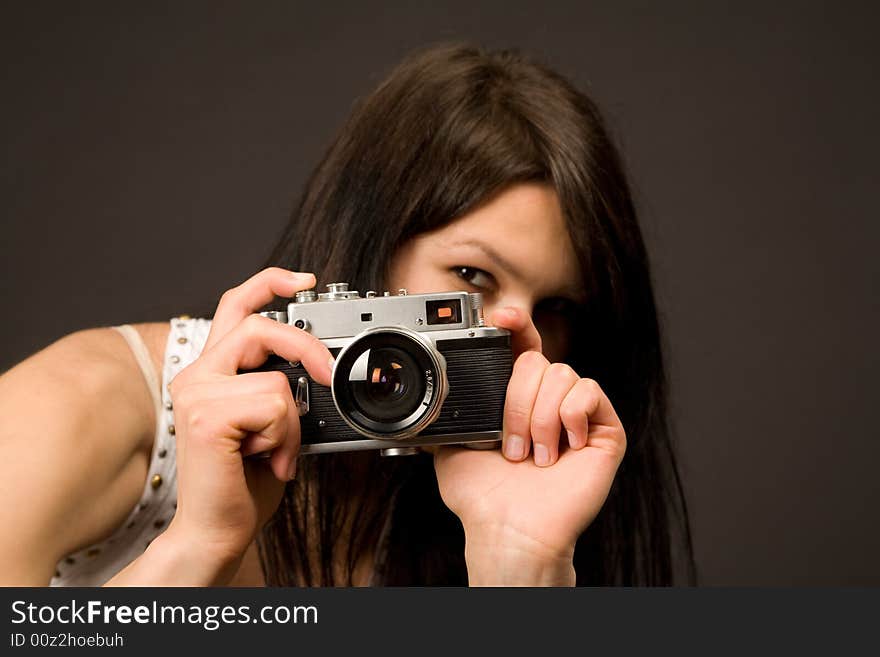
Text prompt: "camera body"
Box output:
[[248, 283, 512, 456]]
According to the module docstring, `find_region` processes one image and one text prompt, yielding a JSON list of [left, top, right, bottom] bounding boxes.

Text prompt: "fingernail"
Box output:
[[567, 430, 584, 449], [287, 460, 298, 481], [504, 434, 525, 460], [327, 356, 336, 372], [292, 271, 314, 281], [534, 443, 550, 466]]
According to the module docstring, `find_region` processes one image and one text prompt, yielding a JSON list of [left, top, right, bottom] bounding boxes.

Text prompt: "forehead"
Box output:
[[428, 183, 583, 297]]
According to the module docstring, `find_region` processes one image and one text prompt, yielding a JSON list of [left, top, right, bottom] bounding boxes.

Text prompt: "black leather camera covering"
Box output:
[[244, 335, 512, 445]]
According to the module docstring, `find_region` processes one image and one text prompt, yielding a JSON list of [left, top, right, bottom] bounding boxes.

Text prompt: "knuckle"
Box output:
[[559, 404, 582, 427], [185, 405, 212, 434], [269, 393, 288, 419], [581, 377, 601, 394], [530, 413, 556, 434], [578, 378, 601, 404], [514, 349, 547, 372], [607, 431, 627, 462], [241, 312, 266, 336], [504, 403, 532, 426], [546, 362, 577, 381], [267, 370, 291, 393], [218, 287, 241, 308]]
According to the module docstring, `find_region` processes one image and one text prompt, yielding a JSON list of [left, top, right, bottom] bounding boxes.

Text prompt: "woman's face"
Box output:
[[387, 182, 586, 364]]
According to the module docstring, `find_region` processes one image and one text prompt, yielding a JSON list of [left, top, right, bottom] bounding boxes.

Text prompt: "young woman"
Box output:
[[0, 44, 694, 586]]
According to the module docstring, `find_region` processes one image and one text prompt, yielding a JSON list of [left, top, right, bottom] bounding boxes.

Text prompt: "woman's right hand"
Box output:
[[159, 267, 334, 581]]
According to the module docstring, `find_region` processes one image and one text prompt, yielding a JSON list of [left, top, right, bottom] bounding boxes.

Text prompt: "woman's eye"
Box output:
[[452, 266, 495, 291]]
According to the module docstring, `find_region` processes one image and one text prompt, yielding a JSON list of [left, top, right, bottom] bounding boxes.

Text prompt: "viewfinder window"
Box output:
[[426, 299, 462, 325]]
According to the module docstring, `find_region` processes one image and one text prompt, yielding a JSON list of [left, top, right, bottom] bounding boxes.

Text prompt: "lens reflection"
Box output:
[[347, 347, 424, 423]]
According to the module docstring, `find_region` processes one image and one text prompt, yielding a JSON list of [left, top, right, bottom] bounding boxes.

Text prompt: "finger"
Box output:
[[205, 267, 317, 351], [501, 350, 549, 461], [530, 363, 579, 466], [179, 392, 289, 471], [188, 392, 299, 484], [239, 433, 279, 458], [232, 372, 301, 478], [177, 376, 301, 482], [181, 371, 295, 402], [266, 385, 302, 482], [553, 379, 627, 495], [240, 372, 302, 479], [199, 314, 334, 385], [173, 390, 290, 519], [559, 378, 593, 450], [487, 306, 543, 358], [578, 378, 623, 430], [234, 392, 291, 456], [574, 378, 626, 459]]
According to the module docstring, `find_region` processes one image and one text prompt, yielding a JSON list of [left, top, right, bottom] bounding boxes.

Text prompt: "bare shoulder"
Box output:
[[53, 321, 174, 453], [56, 321, 169, 369], [0, 322, 173, 583]]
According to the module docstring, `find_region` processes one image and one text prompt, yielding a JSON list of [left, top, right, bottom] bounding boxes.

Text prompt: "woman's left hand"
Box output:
[[433, 307, 626, 586]]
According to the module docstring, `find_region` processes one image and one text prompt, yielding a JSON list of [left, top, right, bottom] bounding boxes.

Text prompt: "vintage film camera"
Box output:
[[248, 283, 512, 456]]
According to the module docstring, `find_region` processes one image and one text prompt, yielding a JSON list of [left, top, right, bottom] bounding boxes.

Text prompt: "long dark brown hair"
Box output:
[[255, 43, 695, 585]]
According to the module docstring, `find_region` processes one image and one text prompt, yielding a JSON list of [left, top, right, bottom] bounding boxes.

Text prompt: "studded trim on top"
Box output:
[[50, 317, 212, 586]]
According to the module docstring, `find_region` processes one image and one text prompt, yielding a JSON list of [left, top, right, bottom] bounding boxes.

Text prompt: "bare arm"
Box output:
[[0, 323, 168, 585]]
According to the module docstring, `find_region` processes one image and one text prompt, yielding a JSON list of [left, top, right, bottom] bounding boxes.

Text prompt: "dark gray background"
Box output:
[[1, 1, 877, 585]]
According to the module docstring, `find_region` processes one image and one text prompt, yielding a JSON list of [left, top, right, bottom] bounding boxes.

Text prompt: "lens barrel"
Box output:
[[331, 327, 447, 439]]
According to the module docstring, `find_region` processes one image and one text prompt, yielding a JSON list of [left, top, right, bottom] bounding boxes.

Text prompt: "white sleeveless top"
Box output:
[[50, 317, 393, 586], [49, 317, 209, 586]]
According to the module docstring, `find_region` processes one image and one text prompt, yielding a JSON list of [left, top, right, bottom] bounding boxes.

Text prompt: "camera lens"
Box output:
[[332, 328, 447, 439], [348, 347, 423, 423]]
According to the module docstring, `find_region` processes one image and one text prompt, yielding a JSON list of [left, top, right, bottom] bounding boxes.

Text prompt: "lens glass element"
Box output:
[[332, 329, 443, 437], [347, 347, 425, 423]]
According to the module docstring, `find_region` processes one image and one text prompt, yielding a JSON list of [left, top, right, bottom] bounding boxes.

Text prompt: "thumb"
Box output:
[[487, 306, 542, 358]]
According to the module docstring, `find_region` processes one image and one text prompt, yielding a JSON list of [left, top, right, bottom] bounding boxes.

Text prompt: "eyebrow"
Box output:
[[452, 238, 524, 283], [450, 238, 587, 302]]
